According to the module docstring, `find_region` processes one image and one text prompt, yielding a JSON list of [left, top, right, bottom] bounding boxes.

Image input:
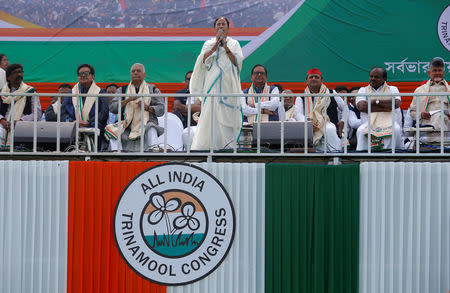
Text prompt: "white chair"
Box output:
[[157, 112, 184, 151], [78, 127, 100, 152]]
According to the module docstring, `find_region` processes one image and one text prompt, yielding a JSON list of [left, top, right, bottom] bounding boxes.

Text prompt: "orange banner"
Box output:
[[68, 161, 166, 293], [32, 81, 421, 111]]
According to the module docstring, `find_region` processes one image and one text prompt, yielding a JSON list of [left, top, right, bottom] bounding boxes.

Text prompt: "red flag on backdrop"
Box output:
[[120, 0, 126, 10]]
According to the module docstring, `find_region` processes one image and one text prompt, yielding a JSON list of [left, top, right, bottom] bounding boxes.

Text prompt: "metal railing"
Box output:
[[1, 91, 450, 158]]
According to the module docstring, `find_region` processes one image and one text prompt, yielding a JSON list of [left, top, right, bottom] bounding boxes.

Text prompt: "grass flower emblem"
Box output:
[[147, 192, 181, 225], [173, 202, 200, 231]]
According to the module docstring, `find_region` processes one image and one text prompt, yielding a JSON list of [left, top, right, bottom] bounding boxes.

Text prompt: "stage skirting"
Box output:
[[0, 161, 449, 293]]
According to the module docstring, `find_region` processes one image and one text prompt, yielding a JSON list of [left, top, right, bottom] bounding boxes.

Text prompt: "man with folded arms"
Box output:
[[242, 64, 279, 123], [356, 67, 403, 150], [410, 58, 450, 136]]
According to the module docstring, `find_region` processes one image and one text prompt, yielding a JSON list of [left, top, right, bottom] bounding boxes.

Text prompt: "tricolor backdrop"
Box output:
[[1, 161, 449, 293], [0, 1, 449, 83]]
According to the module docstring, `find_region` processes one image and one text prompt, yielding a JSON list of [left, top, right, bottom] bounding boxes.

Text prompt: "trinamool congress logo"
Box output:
[[113, 163, 235, 285], [438, 5, 450, 51]]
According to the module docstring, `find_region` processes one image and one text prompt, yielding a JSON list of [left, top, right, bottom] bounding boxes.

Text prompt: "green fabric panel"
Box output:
[[241, 0, 331, 81], [265, 164, 360, 293], [1, 41, 249, 83], [244, 1, 448, 82]]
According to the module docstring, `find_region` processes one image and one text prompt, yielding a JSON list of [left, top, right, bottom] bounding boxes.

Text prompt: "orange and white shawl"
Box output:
[[305, 84, 329, 144], [284, 105, 296, 121], [71, 82, 101, 123], [105, 82, 152, 141], [246, 83, 271, 124], [411, 79, 450, 115], [0, 81, 35, 145], [362, 82, 395, 140]]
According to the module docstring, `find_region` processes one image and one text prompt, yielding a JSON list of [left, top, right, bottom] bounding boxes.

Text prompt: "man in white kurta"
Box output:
[[0, 63, 42, 146], [300, 68, 346, 152], [241, 64, 279, 123], [410, 58, 450, 140], [189, 17, 243, 150], [356, 67, 403, 151]]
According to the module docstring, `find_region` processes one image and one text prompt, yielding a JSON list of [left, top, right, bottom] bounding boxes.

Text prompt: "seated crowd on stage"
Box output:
[[0, 53, 449, 153]]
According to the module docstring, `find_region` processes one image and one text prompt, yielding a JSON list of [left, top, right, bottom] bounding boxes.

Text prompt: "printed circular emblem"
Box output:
[[437, 5, 450, 51], [114, 163, 235, 285]]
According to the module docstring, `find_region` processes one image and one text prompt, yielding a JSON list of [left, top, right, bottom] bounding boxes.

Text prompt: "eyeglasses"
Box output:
[[78, 71, 91, 77], [252, 72, 266, 76]]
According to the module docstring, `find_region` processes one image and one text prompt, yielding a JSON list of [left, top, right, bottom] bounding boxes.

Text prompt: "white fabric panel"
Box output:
[[0, 161, 69, 293], [168, 163, 265, 293], [359, 162, 450, 293]]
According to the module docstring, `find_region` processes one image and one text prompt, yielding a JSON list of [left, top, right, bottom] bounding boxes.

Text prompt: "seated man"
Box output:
[[356, 67, 403, 151], [0, 63, 42, 146], [172, 70, 201, 129], [242, 64, 279, 123], [61, 64, 109, 150], [410, 57, 450, 141], [105, 83, 119, 125], [0, 54, 9, 90], [335, 85, 349, 102], [347, 86, 362, 149], [181, 95, 203, 150], [278, 89, 298, 121], [335, 85, 349, 94], [301, 68, 346, 152], [105, 63, 164, 152], [45, 83, 72, 121]]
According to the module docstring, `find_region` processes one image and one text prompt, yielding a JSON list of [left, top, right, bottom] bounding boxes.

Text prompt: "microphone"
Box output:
[[218, 29, 224, 46]]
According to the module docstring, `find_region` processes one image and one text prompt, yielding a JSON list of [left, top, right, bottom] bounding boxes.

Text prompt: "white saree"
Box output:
[[189, 37, 243, 150]]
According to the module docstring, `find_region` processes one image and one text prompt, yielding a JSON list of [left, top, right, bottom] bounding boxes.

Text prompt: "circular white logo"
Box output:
[[113, 163, 235, 285], [438, 5, 450, 51]]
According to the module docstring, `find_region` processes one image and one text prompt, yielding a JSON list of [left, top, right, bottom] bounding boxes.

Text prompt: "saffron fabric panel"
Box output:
[[359, 162, 450, 293], [168, 162, 265, 293], [265, 163, 360, 293], [0, 161, 69, 293], [67, 161, 166, 293]]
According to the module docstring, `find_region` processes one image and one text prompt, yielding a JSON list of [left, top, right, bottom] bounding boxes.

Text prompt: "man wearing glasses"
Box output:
[[61, 64, 109, 149], [410, 58, 450, 139], [241, 64, 280, 124]]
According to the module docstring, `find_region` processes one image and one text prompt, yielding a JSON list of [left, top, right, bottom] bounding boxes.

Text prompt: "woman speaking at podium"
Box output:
[[189, 16, 243, 150]]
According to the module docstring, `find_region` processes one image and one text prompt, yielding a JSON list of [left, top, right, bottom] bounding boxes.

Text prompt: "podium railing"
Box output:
[[1, 91, 450, 158]]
